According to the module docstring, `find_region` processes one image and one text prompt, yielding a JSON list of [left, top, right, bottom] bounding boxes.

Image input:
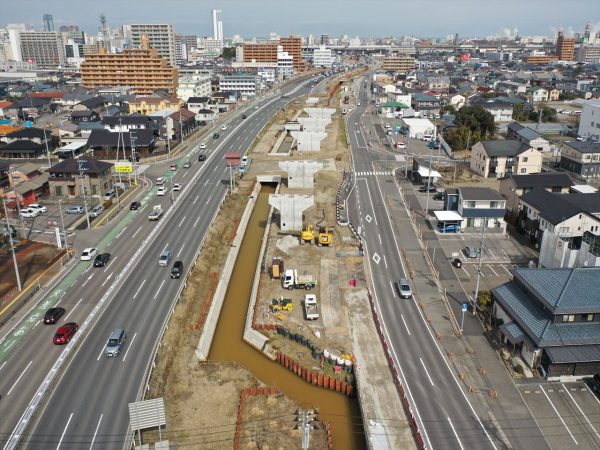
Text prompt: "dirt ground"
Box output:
[[0, 241, 64, 302]]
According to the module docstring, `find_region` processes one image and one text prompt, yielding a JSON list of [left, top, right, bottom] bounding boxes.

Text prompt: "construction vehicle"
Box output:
[[148, 205, 163, 221], [303, 294, 319, 320], [317, 226, 333, 246], [282, 269, 317, 290], [299, 224, 315, 245], [271, 257, 284, 279], [270, 297, 293, 313]]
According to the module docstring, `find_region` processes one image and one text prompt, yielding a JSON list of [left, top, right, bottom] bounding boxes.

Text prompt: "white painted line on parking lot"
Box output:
[[540, 384, 578, 445], [500, 264, 512, 276], [193, 195, 199, 205], [487, 249, 498, 260], [401, 314, 411, 336], [100, 272, 113, 287], [213, 165, 218, 172], [62, 298, 83, 322], [419, 358, 434, 386], [7, 360, 33, 396], [447, 417, 465, 450], [562, 383, 600, 440], [56, 412, 74, 450], [178, 216, 186, 228], [193, 216, 201, 228], [133, 279, 146, 300], [487, 265, 499, 277], [122, 332, 137, 362], [131, 226, 142, 239], [205, 179, 210, 187], [501, 249, 510, 259], [461, 265, 470, 278], [153, 280, 165, 300], [89, 414, 103, 450]]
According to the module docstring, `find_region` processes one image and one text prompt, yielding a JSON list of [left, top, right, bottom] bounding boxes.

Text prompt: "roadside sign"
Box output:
[[165, 171, 175, 179], [115, 163, 133, 173], [461, 303, 469, 312]]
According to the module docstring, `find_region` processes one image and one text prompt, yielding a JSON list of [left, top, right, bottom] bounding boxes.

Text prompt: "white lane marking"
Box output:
[[204, 179, 210, 186], [206, 195, 211, 205], [193, 216, 201, 228], [122, 332, 137, 362], [82, 273, 94, 287], [133, 279, 146, 300], [116, 225, 128, 239], [0, 361, 6, 372], [56, 412, 74, 450], [96, 345, 105, 361], [178, 216, 186, 228], [213, 165, 218, 172], [193, 195, 199, 205], [161, 242, 169, 253], [7, 360, 33, 396], [131, 226, 142, 239], [562, 383, 600, 440], [390, 280, 396, 298], [383, 254, 388, 269], [540, 384, 578, 444], [153, 280, 165, 300], [89, 414, 103, 450], [487, 264, 499, 276], [62, 298, 83, 322], [104, 256, 117, 272], [401, 314, 411, 336], [378, 233, 382, 245], [448, 417, 465, 450], [419, 357, 435, 386], [100, 272, 113, 287], [177, 244, 185, 258]]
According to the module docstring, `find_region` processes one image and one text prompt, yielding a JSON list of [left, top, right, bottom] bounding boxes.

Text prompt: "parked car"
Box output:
[[28, 203, 47, 214], [433, 192, 445, 201], [89, 204, 105, 218], [80, 247, 98, 261], [43, 307, 65, 324], [157, 186, 167, 196], [93, 253, 111, 267], [418, 185, 437, 193], [130, 201, 141, 211], [183, 160, 192, 168], [590, 373, 600, 394], [242, 114, 247, 119], [396, 142, 407, 149], [103, 191, 115, 201], [53, 322, 78, 345], [465, 246, 481, 259], [198, 154, 207, 161], [220, 124, 228, 131], [20, 208, 40, 218], [66, 206, 84, 215], [173, 183, 182, 191], [438, 223, 460, 233]]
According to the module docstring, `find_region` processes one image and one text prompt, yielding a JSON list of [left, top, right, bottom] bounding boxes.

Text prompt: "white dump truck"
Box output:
[[282, 269, 317, 290], [303, 294, 319, 320], [148, 205, 163, 221]]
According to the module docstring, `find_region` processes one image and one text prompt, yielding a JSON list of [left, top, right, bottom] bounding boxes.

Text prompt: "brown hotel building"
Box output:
[[80, 36, 178, 95], [242, 35, 306, 73]]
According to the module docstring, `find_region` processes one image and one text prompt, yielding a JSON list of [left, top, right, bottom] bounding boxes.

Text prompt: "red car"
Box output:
[[53, 322, 79, 345]]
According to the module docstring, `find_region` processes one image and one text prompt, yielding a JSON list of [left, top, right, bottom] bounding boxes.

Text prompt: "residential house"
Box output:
[[493, 267, 600, 380], [128, 97, 182, 115], [577, 99, 600, 141], [456, 187, 507, 233], [101, 115, 154, 133], [0, 101, 14, 119], [559, 141, 600, 179], [499, 173, 574, 222], [470, 98, 513, 123], [71, 95, 108, 112], [86, 128, 156, 159], [448, 94, 466, 110], [165, 109, 197, 142], [69, 110, 100, 123], [526, 86, 549, 102], [548, 88, 560, 101], [411, 93, 441, 115], [507, 122, 551, 153], [0, 127, 54, 159], [7, 97, 52, 121], [518, 188, 600, 268], [470, 140, 543, 178], [424, 75, 450, 92], [48, 158, 113, 198]]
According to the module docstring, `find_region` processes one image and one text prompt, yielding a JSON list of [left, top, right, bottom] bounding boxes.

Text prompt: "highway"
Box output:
[[345, 79, 501, 450], [0, 76, 317, 449]]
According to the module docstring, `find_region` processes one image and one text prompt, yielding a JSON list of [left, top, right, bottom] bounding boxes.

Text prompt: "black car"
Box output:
[[130, 201, 141, 210], [198, 154, 207, 161], [93, 253, 111, 267], [242, 114, 247, 119], [433, 192, 445, 201], [418, 185, 437, 193], [44, 307, 66, 324], [170, 260, 184, 279], [213, 132, 220, 139]]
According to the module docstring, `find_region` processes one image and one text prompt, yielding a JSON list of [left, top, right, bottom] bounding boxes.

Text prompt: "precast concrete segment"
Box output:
[[278, 160, 323, 189], [268, 194, 314, 231], [290, 131, 327, 152]]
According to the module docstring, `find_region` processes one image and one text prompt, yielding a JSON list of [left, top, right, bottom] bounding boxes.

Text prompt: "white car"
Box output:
[[20, 208, 40, 218], [157, 186, 167, 196], [199, 143, 207, 150], [80, 248, 98, 261], [220, 124, 228, 131], [396, 142, 407, 149], [173, 183, 182, 191], [28, 203, 48, 214]]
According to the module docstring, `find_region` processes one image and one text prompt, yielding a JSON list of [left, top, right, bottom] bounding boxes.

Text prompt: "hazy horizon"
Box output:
[[1, 0, 599, 39]]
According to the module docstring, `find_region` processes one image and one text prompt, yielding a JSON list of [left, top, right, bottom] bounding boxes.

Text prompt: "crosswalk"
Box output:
[[355, 171, 392, 176]]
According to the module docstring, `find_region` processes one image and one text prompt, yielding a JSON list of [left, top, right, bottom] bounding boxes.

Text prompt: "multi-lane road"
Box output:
[[0, 77, 317, 449]]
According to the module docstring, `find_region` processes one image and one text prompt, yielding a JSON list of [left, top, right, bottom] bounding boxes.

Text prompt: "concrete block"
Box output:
[[298, 117, 329, 132], [290, 131, 327, 152], [279, 160, 324, 188], [269, 194, 314, 231], [304, 107, 336, 119]]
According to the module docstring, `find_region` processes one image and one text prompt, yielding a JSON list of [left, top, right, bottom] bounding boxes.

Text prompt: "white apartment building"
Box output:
[[313, 46, 334, 68], [578, 99, 600, 141], [219, 73, 260, 98], [277, 46, 294, 78], [129, 24, 176, 66], [177, 75, 212, 102], [19, 31, 66, 67]]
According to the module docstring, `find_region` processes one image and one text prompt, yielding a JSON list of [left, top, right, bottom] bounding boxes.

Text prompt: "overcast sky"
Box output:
[[1, 0, 598, 39]]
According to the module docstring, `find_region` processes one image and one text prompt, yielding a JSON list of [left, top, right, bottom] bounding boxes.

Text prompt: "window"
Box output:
[[584, 314, 594, 322], [490, 201, 499, 208], [562, 315, 575, 323], [55, 186, 63, 196], [522, 156, 529, 162], [520, 168, 527, 173]]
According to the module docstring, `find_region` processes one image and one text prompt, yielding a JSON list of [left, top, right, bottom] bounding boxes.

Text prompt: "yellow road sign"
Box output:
[[115, 163, 133, 173]]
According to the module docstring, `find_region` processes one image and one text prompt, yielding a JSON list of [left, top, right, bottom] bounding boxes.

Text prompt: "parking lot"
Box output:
[[518, 381, 600, 450]]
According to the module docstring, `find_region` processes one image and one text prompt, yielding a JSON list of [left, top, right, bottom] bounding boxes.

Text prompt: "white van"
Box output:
[[156, 177, 166, 186]]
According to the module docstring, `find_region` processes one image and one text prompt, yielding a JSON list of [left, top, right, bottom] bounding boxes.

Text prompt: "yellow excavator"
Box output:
[[317, 226, 333, 246], [270, 297, 293, 313], [299, 224, 315, 245]]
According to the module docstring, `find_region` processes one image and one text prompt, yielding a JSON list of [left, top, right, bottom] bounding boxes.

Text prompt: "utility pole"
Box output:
[[58, 199, 68, 250], [43, 128, 52, 168], [79, 160, 91, 229], [473, 220, 487, 314], [7, 169, 25, 233], [116, 118, 124, 184], [404, 127, 410, 178], [3, 197, 22, 291], [130, 132, 138, 185], [424, 147, 433, 217], [294, 409, 319, 450]]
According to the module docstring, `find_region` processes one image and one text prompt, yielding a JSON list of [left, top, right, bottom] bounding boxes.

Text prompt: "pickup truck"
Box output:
[[303, 294, 319, 320], [282, 269, 317, 290], [148, 205, 163, 221]]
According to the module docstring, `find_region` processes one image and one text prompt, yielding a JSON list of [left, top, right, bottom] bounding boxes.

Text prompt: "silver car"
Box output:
[[159, 250, 172, 267], [465, 246, 481, 259], [399, 278, 412, 299], [104, 328, 126, 357]]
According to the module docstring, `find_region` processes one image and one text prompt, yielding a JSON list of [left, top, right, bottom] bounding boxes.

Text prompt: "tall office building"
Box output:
[[129, 24, 176, 67], [212, 9, 223, 42], [556, 31, 576, 61], [241, 35, 305, 73], [42, 14, 54, 32], [19, 31, 65, 67]]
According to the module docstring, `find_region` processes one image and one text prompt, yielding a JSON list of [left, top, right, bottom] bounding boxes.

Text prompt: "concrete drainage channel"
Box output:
[[196, 180, 366, 450]]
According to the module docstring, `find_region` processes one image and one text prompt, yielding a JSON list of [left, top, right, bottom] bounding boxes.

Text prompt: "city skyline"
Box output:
[[1, 0, 598, 39]]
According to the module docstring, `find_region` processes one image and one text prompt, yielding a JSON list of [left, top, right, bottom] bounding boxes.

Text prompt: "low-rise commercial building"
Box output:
[[578, 99, 600, 141], [218, 73, 260, 98]]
